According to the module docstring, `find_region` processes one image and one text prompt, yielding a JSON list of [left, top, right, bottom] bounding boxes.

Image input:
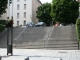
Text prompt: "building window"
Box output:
[[24, 12, 26, 18], [24, 20, 26, 26], [17, 21, 19, 26], [24, 4, 26, 9], [17, 4, 20, 10], [17, 13, 19, 19], [17, 0, 20, 2]]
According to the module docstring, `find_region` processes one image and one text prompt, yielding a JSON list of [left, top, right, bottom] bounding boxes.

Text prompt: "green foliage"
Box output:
[[79, 2, 80, 7], [0, 0, 7, 16], [36, 3, 53, 26], [0, 0, 12, 16], [51, 0, 79, 23], [76, 18, 80, 41], [0, 20, 6, 32], [0, 20, 7, 25], [0, 24, 5, 32]]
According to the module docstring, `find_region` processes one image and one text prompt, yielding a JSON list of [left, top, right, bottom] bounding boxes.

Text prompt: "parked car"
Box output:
[[35, 22, 46, 27], [60, 23, 75, 26], [60, 23, 66, 26], [26, 22, 35, 27]]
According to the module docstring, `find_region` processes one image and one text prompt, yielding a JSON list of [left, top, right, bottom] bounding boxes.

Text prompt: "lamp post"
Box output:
[[7, 0, 10, 55], [11, 0, 13, 55], [7, 0, 13, 56]]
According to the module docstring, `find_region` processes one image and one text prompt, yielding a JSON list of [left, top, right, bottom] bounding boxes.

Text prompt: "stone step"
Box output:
[[14, 45, 44, 49], [45, 47, 78, 50], [45, 44, 78, 48], [46, 41, 78, 44]]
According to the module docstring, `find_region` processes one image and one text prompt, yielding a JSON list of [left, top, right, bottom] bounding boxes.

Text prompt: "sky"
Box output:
[[40, 0, 52, 3]]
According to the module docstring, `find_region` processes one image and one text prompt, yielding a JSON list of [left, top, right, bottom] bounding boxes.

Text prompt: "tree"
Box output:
[[36, 3, 53, 26], [0, 0, 12, 16], [51, 0, 79, 24]]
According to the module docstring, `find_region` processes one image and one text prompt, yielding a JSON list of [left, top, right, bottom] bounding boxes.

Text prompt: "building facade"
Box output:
[[12, 0, 42, 26], [0, 0, 42, 26], [32, 0, 42, 24], [9, 0, 42, 26]]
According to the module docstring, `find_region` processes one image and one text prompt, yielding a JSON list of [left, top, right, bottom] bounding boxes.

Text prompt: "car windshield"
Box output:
[[37, 22, 44, 25]]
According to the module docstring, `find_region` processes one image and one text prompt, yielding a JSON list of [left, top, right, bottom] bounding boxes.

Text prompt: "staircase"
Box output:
[[0, 26, 78, 50], [0, 28, 24, 48], [14, 27, 48, 49], [45, 26, 78, 50]]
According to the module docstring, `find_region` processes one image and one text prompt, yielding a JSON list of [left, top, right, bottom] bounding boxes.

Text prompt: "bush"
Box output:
[[76, 18, 80, 41], [0, 20, 7, 25], [0, 24, 5, 32]]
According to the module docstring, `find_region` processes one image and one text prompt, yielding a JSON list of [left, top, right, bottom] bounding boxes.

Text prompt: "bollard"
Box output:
[[0, 56, 2, 60], [25, 57, 29, 60]]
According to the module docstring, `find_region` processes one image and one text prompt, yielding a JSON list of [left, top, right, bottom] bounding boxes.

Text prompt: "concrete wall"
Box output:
[[32, 0, 42, 24], [0, 13, 7, 20]]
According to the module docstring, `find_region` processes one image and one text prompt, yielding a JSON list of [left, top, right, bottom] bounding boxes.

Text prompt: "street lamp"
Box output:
[[7, 0, 13, 56]]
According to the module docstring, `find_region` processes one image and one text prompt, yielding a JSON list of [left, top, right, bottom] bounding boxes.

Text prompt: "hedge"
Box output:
[[0, 20, 7, 25], [76, 18, 80, 41]]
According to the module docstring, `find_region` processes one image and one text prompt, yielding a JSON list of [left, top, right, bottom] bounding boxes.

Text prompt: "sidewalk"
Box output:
[[0, 48, 80, 60]]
